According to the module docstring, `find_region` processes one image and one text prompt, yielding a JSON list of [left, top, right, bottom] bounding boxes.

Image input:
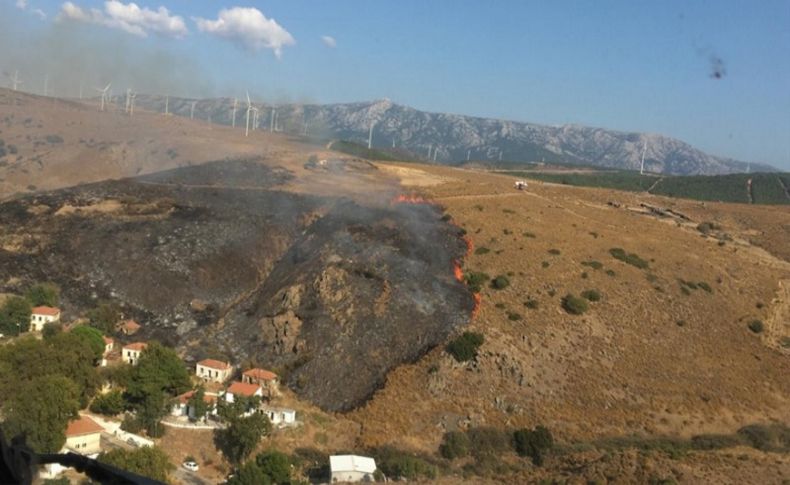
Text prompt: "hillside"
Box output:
[[128, 95, 776, 176], [0, 89, 789, 482]]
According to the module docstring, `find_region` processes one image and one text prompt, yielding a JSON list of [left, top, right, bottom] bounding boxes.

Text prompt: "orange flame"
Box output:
[[392, 194, 430, 205], [471, 293, 482, 319], [463, 236, 473, 257], [453, 260, 464, 282]]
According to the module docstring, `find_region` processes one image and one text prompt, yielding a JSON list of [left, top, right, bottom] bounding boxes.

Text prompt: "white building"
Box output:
[[223, 381, 262, 404], [196, 359, 233, 383], [121, 342, 147, 365], [329, 455, 377, 483], [260, 406, 297, 427], [100, 336, 114, 367], [65, 416, 104, 456], [30, 306, 61, 332], [171, 389, 219, 420]]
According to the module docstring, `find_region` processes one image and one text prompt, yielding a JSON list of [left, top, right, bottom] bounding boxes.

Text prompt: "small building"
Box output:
[[329, 455, 377, 483], [242, 368, 279, 396], [223, 381, 262, 404], [118, 319, 141, 336], [100, 336, 115, 367], [196, 359, 233, 383], [259, 406, 297, 427], [171, 390, 219, 420], [122, 342, 147, 365], [30, 306, 61, 332], [65, 416, 104, 456]]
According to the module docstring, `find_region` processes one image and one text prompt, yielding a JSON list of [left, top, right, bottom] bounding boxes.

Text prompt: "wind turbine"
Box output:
[[467, 149, 471, 161], [368, 121, 375, 149], [270, 107, 276, 132], [231, 98, 238, 128], [9, 70, 23, 91], [129, 91, 136, 116], [190, 100, 196, 119], [95, 82, 111, 111], [640, 141, 647, 175], [245, 91, 252, 137], [164, 95, 169, 115], [125, 89, 131, 113], [252, 107, 260, 131]]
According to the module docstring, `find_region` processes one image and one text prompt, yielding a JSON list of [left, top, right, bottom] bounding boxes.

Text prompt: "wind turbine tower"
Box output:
[[125, 89, 131, 114], [244, 92, 252, 137], [129, 92, 136, 116], [231, 98, 238, 128], [10, 71, 23, 91], [164, 95, 169, 116], [270, 107, 276, 132], [95, 83, 111, 111], [368, 122, 375, 149], [190, 101, 196, 119], [640, 141, 647, 175]]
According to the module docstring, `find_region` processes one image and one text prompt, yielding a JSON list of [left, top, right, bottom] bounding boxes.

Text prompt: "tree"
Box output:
[[255, 450, 292, 484], [71, 325, 106, 362], [0, 296, 32, 335], [228, 461, 272, 485], [216, 413, 272, 463], [187, 386, 209, 422], [446, 331, 485, 362], [86, 302, 121, 334], [26, 283, 60, 307], [42, 322, 63, 340], [98, 446, 174, 482], [89, 390, 126, 416], [439, 431, 471, 459], [126, 342, 191, 400], [513, 425, 554, 466], [3, 375, 80, 453]]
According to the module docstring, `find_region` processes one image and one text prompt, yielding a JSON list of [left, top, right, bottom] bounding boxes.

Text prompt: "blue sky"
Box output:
[[4, 0, 790, 169]]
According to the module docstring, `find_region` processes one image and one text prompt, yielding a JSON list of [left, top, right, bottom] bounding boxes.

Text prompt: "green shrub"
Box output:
[[522, 232, 536, 238], [439, 431, 471, 459], [581, 289, 601, 302], [561, 294, 589, 315], [698, 282, 712, 293], [582, 260, 603, 270], [446, 332, 484, 362], [606, 269, 616, 277], [748, 320, 764, 334], [490, 275, 510, 290], [513, 426, 554, 466], [548, 248, 561, 255], [580, 272, 588, 279], [736, 424, 790, 451], [609, 248, 649, 269], [374, 447, 438, 480], [524, 299, 539, 309], [90, 390, 126, 416], [541, 261, 549, 268], [474, 247, 490, 255], [697, 221, 721, 234], [464, 271, 490, 293], [506, 312, 522, 321], [467, 427, 513, 457]]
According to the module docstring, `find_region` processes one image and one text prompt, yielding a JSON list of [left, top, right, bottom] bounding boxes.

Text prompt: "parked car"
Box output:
[[182, 461, 199, 472]]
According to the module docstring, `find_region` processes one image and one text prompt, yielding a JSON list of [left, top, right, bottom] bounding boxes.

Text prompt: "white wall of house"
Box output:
[[196, 364, 231, 383], [65, 432, 101, 455], [29, 313, 59, 332], [122, 348, 143, 365]]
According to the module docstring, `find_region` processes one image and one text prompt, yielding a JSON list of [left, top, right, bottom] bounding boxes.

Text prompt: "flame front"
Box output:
[[471, 293, 482, 319], [453, 260, 463, 282], [392, 194, 430, 205]]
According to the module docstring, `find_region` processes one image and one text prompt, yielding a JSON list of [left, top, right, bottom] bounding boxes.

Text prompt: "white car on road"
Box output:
[[182, 461, 199, 472]]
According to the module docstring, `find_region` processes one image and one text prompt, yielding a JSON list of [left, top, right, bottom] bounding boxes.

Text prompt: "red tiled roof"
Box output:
[[31, 306, 60, 316], [120, 320, 141, 331], [177, 390, 218, 405], [66, 416, 104, 437], [243, 368, 278, 381], [123, 342, 147, 351], [102, 336, 114, 345], [197, 359, 231, 371], [226, 381, 261, 397]]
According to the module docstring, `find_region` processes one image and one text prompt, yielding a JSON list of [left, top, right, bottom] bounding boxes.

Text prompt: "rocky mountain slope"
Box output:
[[129, 95, 775, 176]]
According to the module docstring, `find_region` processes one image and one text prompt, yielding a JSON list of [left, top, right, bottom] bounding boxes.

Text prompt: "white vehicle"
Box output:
[[182, 461, 199, 472], [514, 180, 528, 190]]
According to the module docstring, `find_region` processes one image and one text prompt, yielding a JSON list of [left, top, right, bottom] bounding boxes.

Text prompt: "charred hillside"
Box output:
[[0, 158, 474, 411]]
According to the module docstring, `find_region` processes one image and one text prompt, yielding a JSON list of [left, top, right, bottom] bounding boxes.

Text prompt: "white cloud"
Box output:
[[57, 1, 187, 38], [33, 7, 46, 19], [16, 0, 28, 9], [194, 7, 295, 59], [321, 35, 336, 48]]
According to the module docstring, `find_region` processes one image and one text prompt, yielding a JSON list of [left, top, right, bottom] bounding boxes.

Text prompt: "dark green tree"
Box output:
[[439, 430, 471, 459], [127, 342, 191, 400], [216, 413, 272, 463], [228, 461, 271, 485], [98, 446, 174, 482], [42, 322, 63, 340], [3, 375, 80, 453], [187, 386, 209, 422], [86, 302, 121, 334], [446, 331, 485, 362], [89, 390, 126, 416], [71, 325, 107, 362], [255, 450, 292, 484], [0, 296, 32, 335], [26, 283, 60, 307], [513, 425, 554, 466]]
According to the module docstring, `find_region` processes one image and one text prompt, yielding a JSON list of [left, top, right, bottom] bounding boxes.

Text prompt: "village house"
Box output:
[[196, 359, 233, 383], [118, 319, 141, 336], [329, 455, 377, 483], [29, 306, 61, 332], [242, 368, 279, 397], [171, 389, 219, 420], [64, 416, 104, 456], [100, 336, 114, 367], [121, 342, 147, 365], [259, 406, 297, 427], [223, 381, 262, 404]]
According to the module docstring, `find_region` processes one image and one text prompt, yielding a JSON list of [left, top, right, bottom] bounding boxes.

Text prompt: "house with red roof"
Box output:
[[118, 319, 141, 335], [30, 306, 61, 332], [242, 368, 280, 397], [196, 359, 233, 383], [171, 389, 219, 420], [64, 416, 104, 456], [122, 342, 147, 365], [223, 381, 263, 404]]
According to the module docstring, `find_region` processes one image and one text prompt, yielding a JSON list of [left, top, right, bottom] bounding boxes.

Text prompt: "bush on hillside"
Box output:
[[748, 320, 764, 334], [609, 248, 649, 269], [561, 294, 588, 315], [439, 431, 471, 459], [581, 289, 601, 302], [490, 275, 510, 290], [513, 425, 554, 465], [446, 331, 484, 362]]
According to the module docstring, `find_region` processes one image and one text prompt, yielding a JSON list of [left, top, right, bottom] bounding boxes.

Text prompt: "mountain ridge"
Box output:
[[130, 95, 776, 175]]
